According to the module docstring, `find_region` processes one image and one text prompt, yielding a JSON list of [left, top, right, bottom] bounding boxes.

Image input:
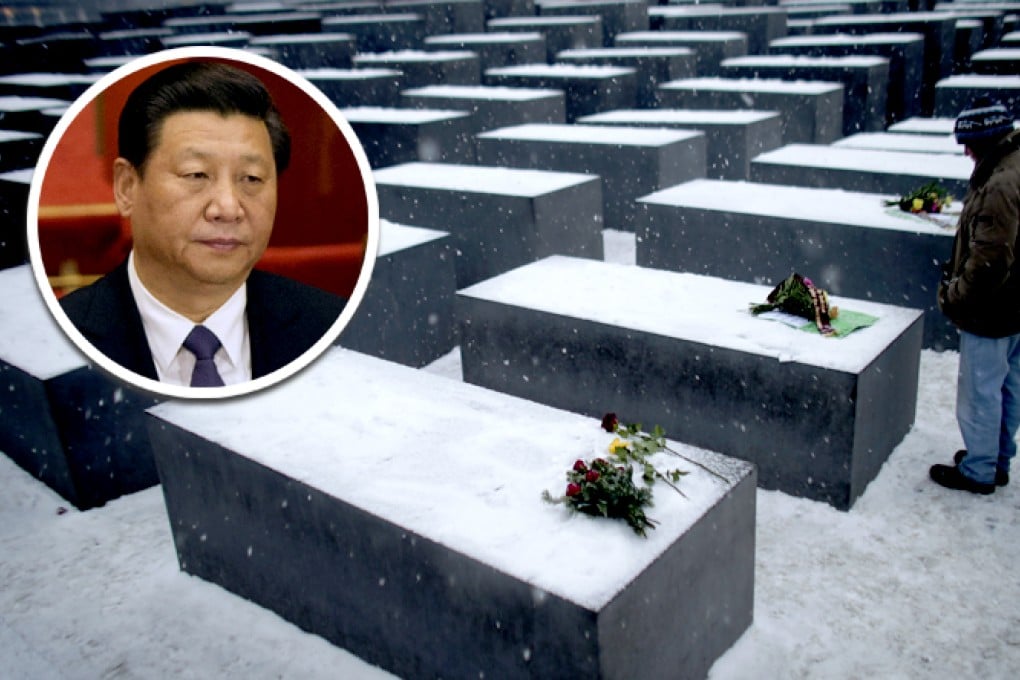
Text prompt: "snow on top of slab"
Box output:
[[832, 131, 963, 154], [322, 14, 423, 24], [887, 116, 957, 135], [662, 76, 843, 94], [355, 49, 476, 62], [251, 33, 353, 44], [0, 130, 42, 143], [770, 32, 924, 47], [650, 5, 786, 16], [753, 143, 974, 179], [558, 47, 694, 58], [0, 73, 100, 86], [638, 178, 955, 236], [161, 32, 252, 45], [478, 122, 701, 145], [0, 266, 86, 379], [426, 31, 544, 44], [147, 347, 744, 611], [374, 162, 595, 196], [580, 108, 778, 125], [461, 256, 921, 372], [0, 95, 70, 111], [297, 68, 403, 79], [340, 106, 470, 123], [378, 219, 446, 256], [723, 54, 888, 68], [616, 30, 746, 42], [487, 63, 635, 78], [815, 10, 955, 24], [489, 15, 601, 26], [971, 48, 1020, 60], [402, 84, 561, 100], [936, 74, 1020, 88], [0, 168, 33, 183]]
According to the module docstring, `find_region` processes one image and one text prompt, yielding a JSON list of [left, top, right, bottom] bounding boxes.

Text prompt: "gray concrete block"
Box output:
[[484, 63, 637, 122], [476, 123, 706, 231], [458, 256, 923, 510], [0, 129, 43, 172], [658, 77, 844, 144], [298, 68, 406, 107], [424, 31, 547, 70], [0, 168, 31, 269], [374, 161, 603, 287], [322, 13, 426, 52], [648, 6, 789, 55], [636, 178, 960, 350], [401, 84, 566, 131], [386, 0, 486, 35], [812, 12, 956, 115], [749, 144, 974, 198], [578, 108, 782, 180], [147, 347, 756, 680], [0, 265, 160, 510], [163, 11, 323, 35], [0, 73, 99, 101], [97, 27, 174, 55], [249, 33, 357, 69], [615, 30, 748, 77], [720, 54, 889, 135], [343, 106, 478, 167], [487, 15, 603, 62], [0, 95, 69, 135], [536, 0, 649, 46], [160, 31, 252, 50], [934, 74, 1020, 119], [354, 49, 481, 88], [555, 47, 696, 108], [969, 46, 1020, 74], [338, 221, 458, 366], [768, 32, 925, 125]]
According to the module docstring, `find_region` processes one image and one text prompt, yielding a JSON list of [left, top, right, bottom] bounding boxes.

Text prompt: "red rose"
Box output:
[[601, 413, 618, 432], [573, 459, 587, 472], [566, 483, 582, 497], [585, 470, 600, 483]]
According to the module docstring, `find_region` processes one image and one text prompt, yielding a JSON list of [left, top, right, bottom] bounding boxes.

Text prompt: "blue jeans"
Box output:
[[957, 329, 1020, 484]]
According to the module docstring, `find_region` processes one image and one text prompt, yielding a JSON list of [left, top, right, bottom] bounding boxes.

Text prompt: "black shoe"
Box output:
[[953, 449, 1009, 487], [930, 463, 996, 495]]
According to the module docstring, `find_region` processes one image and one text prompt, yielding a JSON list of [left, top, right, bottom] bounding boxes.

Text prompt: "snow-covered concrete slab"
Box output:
[[401, 84, 566, 131], [750, 143, 973, 197], [341, 106, 477, 166], [249, 33, 357, 69], [555, 46, 696, 107], [487, 15, 603, 61], [0, 129, 42, 172], [458, 255, 923, 510], [424, 31, 547, 71], [578, 107, 781, 180], [536, 0, 649, 46], [0, 95, 70, 134], [147, 347, 756, 679], [648, 6, 788, 54], [386, 0, 486, 35], [338, 221, 458, 366], [0, 167, 32, 269], [164, 11, 323, 35], [353, 49, 481, 89], [658, 77, 844, 144], [0, 266, 160, 510], [768, 32, 925, 125], [934, 74, 1020, 118], [636, 178, 958, 349], [615, 30, 747, 76], [297, 68, 405, 107], [720, 54, 889, 134], [476, 122, 706, 231], [485, 63, 637, 122], [321, 13, 426, 53], [374, 162, 603, 287], [832, 131, 962, 154]]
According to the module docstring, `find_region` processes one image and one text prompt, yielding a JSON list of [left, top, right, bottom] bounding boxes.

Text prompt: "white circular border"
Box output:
[[26, 46, 380, 401]]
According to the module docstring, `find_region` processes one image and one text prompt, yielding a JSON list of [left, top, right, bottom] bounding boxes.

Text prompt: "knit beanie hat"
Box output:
[[954, 97, 1013, 145]]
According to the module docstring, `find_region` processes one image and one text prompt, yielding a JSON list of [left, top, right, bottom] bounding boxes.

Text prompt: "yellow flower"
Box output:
[[609, 438, 630, 454], [911, 198, 924, 212], [945, 195, 952, 207]]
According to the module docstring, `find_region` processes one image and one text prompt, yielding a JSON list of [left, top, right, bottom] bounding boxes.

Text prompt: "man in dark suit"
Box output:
[[60, 60, 347, 388]]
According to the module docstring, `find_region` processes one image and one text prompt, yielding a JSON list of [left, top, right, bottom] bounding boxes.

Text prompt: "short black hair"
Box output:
[[117, 60, 291, 175]]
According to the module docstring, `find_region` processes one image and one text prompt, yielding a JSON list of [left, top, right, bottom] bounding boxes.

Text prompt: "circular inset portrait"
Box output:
[[27, 47, 379, 399]]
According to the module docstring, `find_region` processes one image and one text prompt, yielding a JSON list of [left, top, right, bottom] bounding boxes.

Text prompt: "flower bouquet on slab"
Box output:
[[749, 273, 878, 338], [543, 413, 730, 537], [884, 181, 958, 229]]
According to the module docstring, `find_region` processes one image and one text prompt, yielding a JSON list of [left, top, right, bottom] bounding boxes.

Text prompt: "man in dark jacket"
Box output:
[[931, 98, 1020, 494]]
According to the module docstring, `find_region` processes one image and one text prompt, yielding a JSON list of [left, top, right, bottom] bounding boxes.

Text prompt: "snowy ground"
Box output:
[[2, 231, 1019, 679]]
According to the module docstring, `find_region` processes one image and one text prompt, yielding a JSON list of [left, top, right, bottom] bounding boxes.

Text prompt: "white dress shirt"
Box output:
[[126, 251, 252, 386]]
